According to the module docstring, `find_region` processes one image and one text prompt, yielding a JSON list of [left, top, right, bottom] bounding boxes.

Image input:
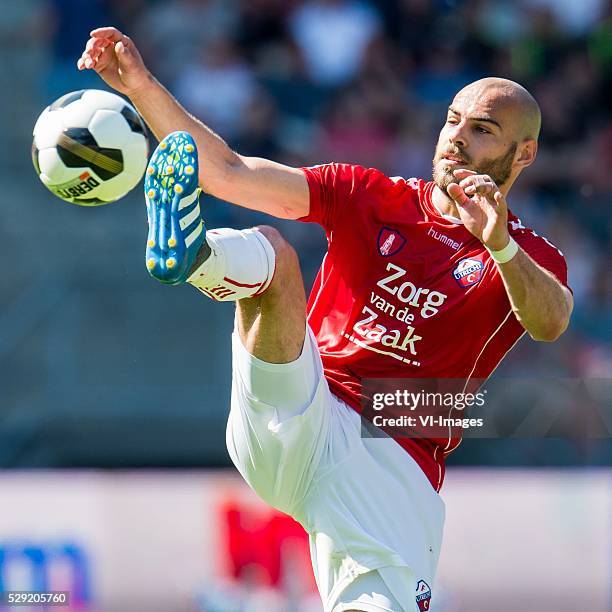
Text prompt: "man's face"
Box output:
[[432, 90, 518, 191]]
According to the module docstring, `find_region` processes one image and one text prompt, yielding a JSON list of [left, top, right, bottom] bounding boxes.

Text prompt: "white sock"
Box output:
[[187, 228, 276, 301]]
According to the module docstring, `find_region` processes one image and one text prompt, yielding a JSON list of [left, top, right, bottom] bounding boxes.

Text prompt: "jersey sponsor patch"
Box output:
[[453, 255, 485, 288], [416, 579, 432, 610], [377, 227, 406, 257]]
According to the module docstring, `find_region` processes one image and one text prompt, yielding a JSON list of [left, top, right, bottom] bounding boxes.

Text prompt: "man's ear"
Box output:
[[516, 139, 537, 168]]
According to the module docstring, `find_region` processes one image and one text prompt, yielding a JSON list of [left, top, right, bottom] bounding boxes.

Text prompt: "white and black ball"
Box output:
[[32, 89, 148, 206]]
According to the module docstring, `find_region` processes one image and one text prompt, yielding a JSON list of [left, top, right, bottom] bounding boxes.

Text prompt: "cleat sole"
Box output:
[[144, 131, 204, 284]]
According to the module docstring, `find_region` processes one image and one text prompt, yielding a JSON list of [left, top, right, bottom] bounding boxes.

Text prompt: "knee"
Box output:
[[254, 225, 295, 258], [253, 225, 300, 281]]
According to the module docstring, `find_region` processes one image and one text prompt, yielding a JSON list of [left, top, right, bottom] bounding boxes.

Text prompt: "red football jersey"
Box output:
[[299, 163, 569, 491]]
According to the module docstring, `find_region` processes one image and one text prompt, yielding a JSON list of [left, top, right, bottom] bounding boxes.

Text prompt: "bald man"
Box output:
[[80, 31, 572, 612]]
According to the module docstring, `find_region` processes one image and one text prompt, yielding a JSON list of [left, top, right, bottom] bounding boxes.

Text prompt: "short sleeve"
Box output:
[[298, 163, 373, 232], [513, 228, 571, 291]]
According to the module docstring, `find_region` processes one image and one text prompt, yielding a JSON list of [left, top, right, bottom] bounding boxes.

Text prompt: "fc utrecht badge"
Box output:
[[453, 255, 485, 288], [416, 580, 432, 611], [377, 227, 406, 257]]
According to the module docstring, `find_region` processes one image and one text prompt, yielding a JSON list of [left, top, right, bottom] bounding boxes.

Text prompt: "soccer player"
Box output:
[[79, 28, 573, 612]]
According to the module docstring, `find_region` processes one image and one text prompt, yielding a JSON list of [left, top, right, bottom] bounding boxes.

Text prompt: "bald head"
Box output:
[[433, 77, 541, 192], [455, 77, 541, 141]]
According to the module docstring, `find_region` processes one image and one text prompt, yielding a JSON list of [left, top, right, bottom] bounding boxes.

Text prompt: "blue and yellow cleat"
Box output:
[[144, 131, 205, 284]]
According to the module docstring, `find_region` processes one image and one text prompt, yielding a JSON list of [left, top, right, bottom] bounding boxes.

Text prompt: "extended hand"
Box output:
[[447, 169, 510, 251], [77, 27, 150, 97]]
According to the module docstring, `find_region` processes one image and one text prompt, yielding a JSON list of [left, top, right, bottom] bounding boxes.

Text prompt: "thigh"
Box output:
[[226, 322, 332, 516], [235, 225, 307, 364]]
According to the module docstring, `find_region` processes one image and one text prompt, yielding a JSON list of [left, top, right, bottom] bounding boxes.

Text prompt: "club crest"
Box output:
[[377, 227, 406, 257], [453, 255, 485, 288], [416, 580, 432, 611]]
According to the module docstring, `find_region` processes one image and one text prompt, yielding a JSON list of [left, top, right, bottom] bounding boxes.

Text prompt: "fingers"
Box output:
[[454, 170, 498, 196], [447, 178, 504, 212], [463, 177, 493, 196], [78, 51, 98, 70], [90, 26, 125, 42], [85, 37, 108, 53], [114, 39, 138, 67], [447, 182, 471, 207], [78, 52, 95, 70], [452, 168, 477, 179], [77, 27, 142, 80], [494, 190, 506, 208], [78, 36, 109, 70]]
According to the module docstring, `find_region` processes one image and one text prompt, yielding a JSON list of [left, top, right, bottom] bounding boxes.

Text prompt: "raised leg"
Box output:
[[234, 225, 307, 364]]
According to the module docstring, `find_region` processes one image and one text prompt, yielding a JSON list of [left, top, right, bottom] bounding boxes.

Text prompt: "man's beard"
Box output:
[[432, 141, 517, 191]]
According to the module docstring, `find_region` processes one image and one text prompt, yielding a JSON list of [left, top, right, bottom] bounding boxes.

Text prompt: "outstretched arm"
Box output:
[[78, 27, 309, 220], [447, 169, 573, 342]]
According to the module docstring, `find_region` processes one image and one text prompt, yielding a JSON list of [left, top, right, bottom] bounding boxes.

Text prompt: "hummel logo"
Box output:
[[510, 219, 525, 231], [427, 227, 463, 251]]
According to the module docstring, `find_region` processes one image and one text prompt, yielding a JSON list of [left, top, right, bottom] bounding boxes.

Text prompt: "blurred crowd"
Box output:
[[2, 0, 609, 470]]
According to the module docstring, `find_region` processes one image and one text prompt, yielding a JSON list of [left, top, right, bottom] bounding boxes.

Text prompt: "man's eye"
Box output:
[[446, 118, 458, 124], [476, 126, 490, 134]]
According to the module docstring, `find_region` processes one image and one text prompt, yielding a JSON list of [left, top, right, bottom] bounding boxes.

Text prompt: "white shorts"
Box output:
[[226, 322, 445, 612]]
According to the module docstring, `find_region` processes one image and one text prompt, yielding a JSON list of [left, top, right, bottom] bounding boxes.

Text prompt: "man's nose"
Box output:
[[448, 123, 468, 150]]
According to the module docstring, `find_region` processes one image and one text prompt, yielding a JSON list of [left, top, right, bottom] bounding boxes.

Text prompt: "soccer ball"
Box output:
[[32, 89, 148, 206]]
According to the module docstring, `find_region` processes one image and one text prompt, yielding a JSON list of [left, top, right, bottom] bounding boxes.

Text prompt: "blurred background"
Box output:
[[1, 0, 611, 610]]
